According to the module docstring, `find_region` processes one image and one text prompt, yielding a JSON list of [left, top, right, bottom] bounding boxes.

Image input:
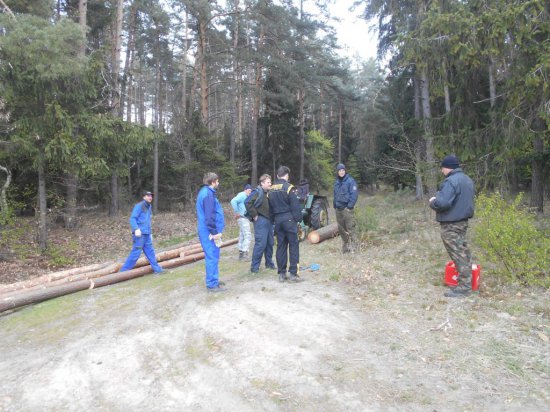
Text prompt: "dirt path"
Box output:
[[1, 194, 548, 411]]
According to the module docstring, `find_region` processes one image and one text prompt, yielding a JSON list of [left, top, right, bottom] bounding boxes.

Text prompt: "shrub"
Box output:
[[355, 205, 378, 240], [473, 193, 550, 287]]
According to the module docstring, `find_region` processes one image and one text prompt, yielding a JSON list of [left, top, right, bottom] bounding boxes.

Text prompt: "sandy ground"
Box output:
[[1, 195, 549, 411]]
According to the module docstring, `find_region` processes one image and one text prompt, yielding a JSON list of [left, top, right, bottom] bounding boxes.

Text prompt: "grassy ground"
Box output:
[[1, 189, 548, 410]]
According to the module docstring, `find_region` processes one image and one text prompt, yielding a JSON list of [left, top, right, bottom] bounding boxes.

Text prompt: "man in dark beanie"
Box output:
[[429, 155, 475, 298], [333, 163, 359, 253]]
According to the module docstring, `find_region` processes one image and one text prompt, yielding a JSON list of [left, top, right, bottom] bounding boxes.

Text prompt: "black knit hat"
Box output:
[[441, 155, 460, 169]]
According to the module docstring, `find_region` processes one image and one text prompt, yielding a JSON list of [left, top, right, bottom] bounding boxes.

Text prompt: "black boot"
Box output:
[[238, 251, 244, 261]]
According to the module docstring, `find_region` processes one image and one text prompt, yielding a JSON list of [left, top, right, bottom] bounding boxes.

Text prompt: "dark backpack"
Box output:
[[244, 187, 264, 221]]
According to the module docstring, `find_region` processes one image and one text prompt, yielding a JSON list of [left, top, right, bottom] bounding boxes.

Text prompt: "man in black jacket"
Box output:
[[245, 174, 276, 274], [429, 155, 475, 298], [269, 166, 303, 283]]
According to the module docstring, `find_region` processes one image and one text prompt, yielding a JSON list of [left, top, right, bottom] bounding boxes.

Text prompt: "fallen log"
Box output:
[[0, 252, 206, 314], [307, 223, 339, 244], [0, 262, 111, 294], [0, 238, 239, 302], [0, 242, 203, 295]]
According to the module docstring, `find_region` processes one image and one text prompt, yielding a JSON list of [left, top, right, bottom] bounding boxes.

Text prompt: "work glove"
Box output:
[[429, 196, 436, 204], [134, 228, 142, 237]]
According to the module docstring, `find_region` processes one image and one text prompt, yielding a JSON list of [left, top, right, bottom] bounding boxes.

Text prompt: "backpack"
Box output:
[[243, 186, 264, 221]]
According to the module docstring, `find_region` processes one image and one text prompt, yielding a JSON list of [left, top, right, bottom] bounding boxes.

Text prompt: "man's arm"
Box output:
[[129, 203, 141, 232], [347, 178, 359, 209], [430, 180, 458, 211], [203, 193, 219, 235]]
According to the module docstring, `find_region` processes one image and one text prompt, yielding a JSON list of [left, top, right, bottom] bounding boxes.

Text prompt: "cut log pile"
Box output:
[[0, 238, 237, 314]]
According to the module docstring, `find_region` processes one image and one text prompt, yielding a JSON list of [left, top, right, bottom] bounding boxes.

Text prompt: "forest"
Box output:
[[0, 0, 548, 251]]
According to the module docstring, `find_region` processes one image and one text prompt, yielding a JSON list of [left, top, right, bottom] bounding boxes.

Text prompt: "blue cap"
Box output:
[[336, 163, 345, 171], [441, 155, 460, 169], [244, 184, 252, 190]]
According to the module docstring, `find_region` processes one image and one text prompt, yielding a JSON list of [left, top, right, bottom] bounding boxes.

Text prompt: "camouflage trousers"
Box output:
[[335, 208, 357, 253], [440, 220, 472, 291]]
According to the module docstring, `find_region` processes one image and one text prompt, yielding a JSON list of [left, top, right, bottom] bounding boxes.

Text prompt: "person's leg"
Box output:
[[250, 219, 268, 272], [335, 209, 349, 253], [241, 218, 252, 257], [284, 220, 300, 277], [275, 220, 288, 276], [264, 221, 275, 268], [199, 231, 220, 288], [142, 234, 163, 272], [238, 218, 245, 256], [120, 234, 144, 272], [441, 221, 472, 292], [344, 209, 358, 252]]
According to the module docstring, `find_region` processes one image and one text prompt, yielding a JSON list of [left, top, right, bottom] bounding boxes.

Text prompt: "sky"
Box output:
[[326, 0, 378, 60]]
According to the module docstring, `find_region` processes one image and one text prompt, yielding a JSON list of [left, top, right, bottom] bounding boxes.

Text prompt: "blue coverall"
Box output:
[[196, 185, 225, 288], [120, 200, 163, 273]]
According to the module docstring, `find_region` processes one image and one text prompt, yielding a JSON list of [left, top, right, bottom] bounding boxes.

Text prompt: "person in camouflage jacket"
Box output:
[[429, 155, 475, 298]]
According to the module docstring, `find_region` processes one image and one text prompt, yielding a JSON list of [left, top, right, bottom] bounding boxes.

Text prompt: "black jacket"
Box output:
[[430, 168, 475, 222], [269, 179, 302, 222], [245, 188, 270, 220]]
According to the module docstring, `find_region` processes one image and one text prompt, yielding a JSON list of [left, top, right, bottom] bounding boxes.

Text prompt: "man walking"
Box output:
[[333, 163, 359, 253], [230, 184, 253, 261], [245, 174, 276, 274], [120, 191, 164, 274], [196, 172, 226, 292], [429, 155, 475, 298], [269, 166, 303, 283]]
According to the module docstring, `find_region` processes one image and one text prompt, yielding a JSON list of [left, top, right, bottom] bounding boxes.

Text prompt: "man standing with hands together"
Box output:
[[196, 172, 226, 292], [429, 155, 475, 298]]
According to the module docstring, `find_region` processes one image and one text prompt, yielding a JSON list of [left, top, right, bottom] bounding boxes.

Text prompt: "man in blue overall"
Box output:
[[120, 191, 164, 273], [269, 166, 303, 283], [196, 172, 226, 292]]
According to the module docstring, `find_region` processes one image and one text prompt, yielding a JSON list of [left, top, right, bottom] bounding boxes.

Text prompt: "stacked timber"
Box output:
[[0, 238, 237, 313]]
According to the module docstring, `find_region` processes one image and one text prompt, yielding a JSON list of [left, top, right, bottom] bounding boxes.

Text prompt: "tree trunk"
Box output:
[[63, 0, 88, 230], [37, 154, 47, 250], [64, 173, 77, 229], [138, 62, 146, 125], [530, 118, 546, 213], [250, 24, 265, 185], [78, 0, 87, 55], [188, 54, 198, 119], [414, 75, 424, 200], [319, 82, 325, 135], [231, 0, 241, 163], [121, 0, 138, 119], [298, 86, 305, 181], [442, 58, 451, 114], [338, 102, 343, 163], [198, 18, 208, 125], [109, 172, 118, 217], [488, 57, 496, 108], [181, 11, 189, 119], [153, 138, 159, 214], [111, 0, 124, 114], [419, 66, 435, 194], [0, 165, 11, 217]]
